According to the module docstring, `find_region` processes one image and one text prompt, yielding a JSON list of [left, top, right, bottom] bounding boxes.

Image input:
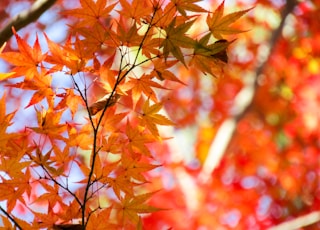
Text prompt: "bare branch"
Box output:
[[0, 0, 57, 46], [199, 0, 298, 182]]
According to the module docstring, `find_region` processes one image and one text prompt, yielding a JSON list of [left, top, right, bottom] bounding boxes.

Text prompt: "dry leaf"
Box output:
[[88, 93, 120, 115]]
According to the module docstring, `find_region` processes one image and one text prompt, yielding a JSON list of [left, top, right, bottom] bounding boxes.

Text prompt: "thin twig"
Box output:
[[0, 205, 23, 230]]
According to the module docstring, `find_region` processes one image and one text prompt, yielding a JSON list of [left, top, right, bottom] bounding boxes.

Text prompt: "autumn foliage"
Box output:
[[0, 0, 320, 229]]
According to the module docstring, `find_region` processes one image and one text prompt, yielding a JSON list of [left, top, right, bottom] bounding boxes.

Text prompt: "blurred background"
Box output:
[[1, 0, 320, 229]]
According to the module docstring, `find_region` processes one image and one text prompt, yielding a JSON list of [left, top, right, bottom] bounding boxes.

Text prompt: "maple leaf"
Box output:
[[0, 30, 45, 80], [0, 94, 16, 134], [117, 19, 144, 47], [105, 175, 134, 199], [9, 217, 34, 230], [99, 107, 128, 132], [151, 3, 175, 28], [117, 191, 161, 225], [31, 208, 60, 229], [86, 207, 118, 230], [51, 145, 73, 170], [139, 100, 175, 137], [55, 89, 83, 118], [35, 182, 64, 208], [100, 132, 123, 154], [98, 54, 128, 95], [0, 180, 15, 203], [0, 42, 16, 80], [0, 71, 15, 81], [125, 121, 156, 157], [151, 2, 188, 28], [206, 0, 252, 39], [140, 35, 162, 59], [45, 35, 90, 74], [1, 216, 14, 229], [7, 67, 54, 108], [74, 24, 119, 52], [126, 74, 167, 107], [65, 123, 92, 150], [63, 0, 116, 27], [161, 18, 196, 65], [119, 153, 160, 183], [15, 167, 33, 199], [119, 0, 153, 24], [31, 107, 67, 138], [88, 93, 120, 116], [151, 59, 185, 84], [190, 33, 231, 76], [30, 146, 64, 176], [0, 172, 30, 213], [0, 154, 30, 179], [171, 0, 207, 16]]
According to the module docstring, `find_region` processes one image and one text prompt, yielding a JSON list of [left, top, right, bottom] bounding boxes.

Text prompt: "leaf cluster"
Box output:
[[0, 0, 249, 228]]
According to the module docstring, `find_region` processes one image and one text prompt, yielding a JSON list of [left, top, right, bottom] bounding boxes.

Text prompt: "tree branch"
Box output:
[[199, 0, 298, 182], [268, 211, 320, 230], [0, 205, 22, 229], [0, 0, 57, 46]]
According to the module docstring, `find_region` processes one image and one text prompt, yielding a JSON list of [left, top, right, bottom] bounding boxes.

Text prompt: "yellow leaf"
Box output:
[[207, 0, 252, 39], [162, 18, 196, 65], [117, 191, 161, 225], [139, 100, 174, 137]]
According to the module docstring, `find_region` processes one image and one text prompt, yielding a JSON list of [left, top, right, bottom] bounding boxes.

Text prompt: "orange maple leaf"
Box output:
[[151, 2, 177, 28], [206, 0, 252, 39], [106, 175, 134, 199], [126, 74, 167, 107], [139, 100, 175, 137], [0, 29, 45, 80], [0, 42, 15, 80], [117, 191, 161, 225], [117, 19, 145, 47], [0, 153, 30, 179], [86, 207, 118, 230], [63, 0, 116, 27], [4, 216, 34, 230], [1, 216, 14, 229], [7, 67, 54, 108], [35, 183, 63, 207], [119, 0, 153, 24], [55, 89, 83, 118], [98, 54, 128, 95], [171, 0, 207, 16], [100, 132, 123, 154], [151, 59, 185, 84], [119, 153, 160, 183], [53, 200, 81, 224], [74, 23, 119, 52], [65, 123, 92, 150], [0, 94, 16, 135], [99, 108, 128, 132], [31, 107, 67, 138], [45, 35, 90, 74], [125, 120, 155, 157]]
